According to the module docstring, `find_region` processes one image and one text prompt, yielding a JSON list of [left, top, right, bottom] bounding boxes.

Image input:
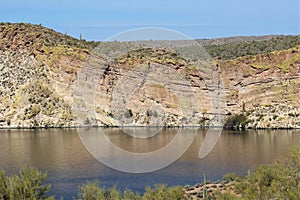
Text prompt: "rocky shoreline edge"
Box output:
[[184, 180, 239, 199], [0, 124, 299, 130]]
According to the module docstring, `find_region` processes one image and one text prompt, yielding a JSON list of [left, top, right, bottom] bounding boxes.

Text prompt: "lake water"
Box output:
[[0, 128, 299, 199]]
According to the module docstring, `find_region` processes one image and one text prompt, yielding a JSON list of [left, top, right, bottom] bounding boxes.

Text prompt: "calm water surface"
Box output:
[[0, 128, 299, 198]]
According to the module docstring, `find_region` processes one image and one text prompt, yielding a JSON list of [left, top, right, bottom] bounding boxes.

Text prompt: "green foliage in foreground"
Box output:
[[0, 166, 54, 200], [77, 182, 185, 200], [216, 145, 300, 200], [0, 167, 184, 200]]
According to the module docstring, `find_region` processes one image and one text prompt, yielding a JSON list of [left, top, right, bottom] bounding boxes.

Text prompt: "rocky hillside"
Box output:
[[0, 23, 299, 128]]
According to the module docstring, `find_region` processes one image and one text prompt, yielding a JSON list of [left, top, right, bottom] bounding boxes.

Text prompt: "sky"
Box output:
[[1, 0, 299, 41]]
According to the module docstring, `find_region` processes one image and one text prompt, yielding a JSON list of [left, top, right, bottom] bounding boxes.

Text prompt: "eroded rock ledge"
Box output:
[[0, 23, 299, 128]]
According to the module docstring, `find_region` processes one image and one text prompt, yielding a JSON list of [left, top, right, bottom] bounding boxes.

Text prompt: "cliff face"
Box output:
[[0, 23, 89, 127], [0, 23, 299, 128], [221, 47, 300, 128]]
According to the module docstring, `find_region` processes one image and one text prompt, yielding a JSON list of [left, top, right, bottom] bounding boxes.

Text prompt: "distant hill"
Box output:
[[0, 22, 97, 50], [203, 35, 300, 59], [1, 22, 299, 57]]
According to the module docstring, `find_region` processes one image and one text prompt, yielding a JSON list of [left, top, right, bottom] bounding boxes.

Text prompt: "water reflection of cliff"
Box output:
[[1, 128, 298, 174], [0, 129, 91, 173]]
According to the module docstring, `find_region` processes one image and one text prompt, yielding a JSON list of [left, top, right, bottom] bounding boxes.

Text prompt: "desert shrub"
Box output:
[[78, 181, 105, 200], [146, 110, 158, 117], [223, 173, 243, 182], [106, 185, 121, 200], [78, 182, 184, 200], [213, 191, 241, 200], [0, 166, 53, 200], [224, 114, 247, 129], [213, 145, 300, 199], [123, 188, 141, 200], [272, 114, 279, 120], [142, 184, 185, 200], [124, 109, 133, 118], [237, 162, 299, 199]]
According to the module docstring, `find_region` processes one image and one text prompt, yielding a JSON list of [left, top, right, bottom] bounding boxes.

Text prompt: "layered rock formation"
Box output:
[[0, 23, 299, 128]]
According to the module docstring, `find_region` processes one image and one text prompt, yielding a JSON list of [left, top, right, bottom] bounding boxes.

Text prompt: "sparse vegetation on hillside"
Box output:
[[0, 22, 299, 128], [117, 47, 189, 69], [0, 22, 98, 50], [1, 23, 299, 61], [204, 35, 300, 59]]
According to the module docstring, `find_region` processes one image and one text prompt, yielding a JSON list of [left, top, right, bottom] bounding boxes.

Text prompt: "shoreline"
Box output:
[[0, 125, 299, 130], [184, 180, 239, 199]]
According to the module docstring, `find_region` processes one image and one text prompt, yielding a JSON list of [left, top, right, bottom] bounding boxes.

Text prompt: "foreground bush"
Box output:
[[0, 166, 54, 200], [78, 183, 185, 200], [216, 145, 300, 200], [0, 166, 184, 200], [238, 145, 300, 199]]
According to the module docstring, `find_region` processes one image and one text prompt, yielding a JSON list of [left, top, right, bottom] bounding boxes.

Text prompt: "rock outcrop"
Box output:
[[0, 23, 299, 128]]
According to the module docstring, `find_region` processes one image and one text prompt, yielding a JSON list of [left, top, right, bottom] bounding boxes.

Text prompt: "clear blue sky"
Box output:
[[1, 0, 299, 41]]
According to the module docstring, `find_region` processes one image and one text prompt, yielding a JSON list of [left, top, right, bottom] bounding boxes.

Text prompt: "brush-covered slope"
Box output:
[[0, 22, 299, 128]]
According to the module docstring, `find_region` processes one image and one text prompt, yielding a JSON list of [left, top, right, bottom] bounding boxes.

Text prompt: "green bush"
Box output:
[[213, 191, 241, 200], [0, 166, 53, 200], [223, 173, 243, 182], [78, 182, 184, 200], [142, 184, 184, 200], [78, 181, 105, 200], [224, 114, 248, 129], [123, 188, 141, 200], [124, 109, 133, 118], [217, 145, 300, 200]]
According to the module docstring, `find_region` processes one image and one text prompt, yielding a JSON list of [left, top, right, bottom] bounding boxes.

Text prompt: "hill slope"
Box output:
[[0, 23, 299, 128]]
